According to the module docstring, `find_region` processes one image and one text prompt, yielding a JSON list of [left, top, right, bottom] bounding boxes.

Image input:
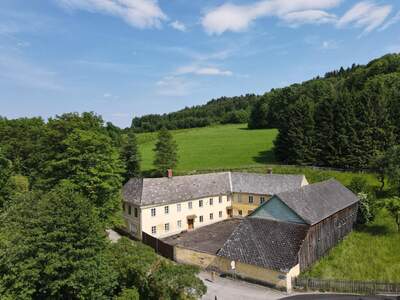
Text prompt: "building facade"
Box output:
[[122, 171, 307, 239]]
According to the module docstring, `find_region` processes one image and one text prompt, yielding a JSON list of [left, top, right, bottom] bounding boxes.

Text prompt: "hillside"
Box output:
[[137, 124, 277, 172]]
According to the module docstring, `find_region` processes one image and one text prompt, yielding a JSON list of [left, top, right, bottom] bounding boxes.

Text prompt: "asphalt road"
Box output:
[[280, 295, 399, 300]]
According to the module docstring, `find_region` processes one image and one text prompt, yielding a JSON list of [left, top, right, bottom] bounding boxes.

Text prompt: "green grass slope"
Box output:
[[138, 124, 278, 172], [303, 208, 400, 282]]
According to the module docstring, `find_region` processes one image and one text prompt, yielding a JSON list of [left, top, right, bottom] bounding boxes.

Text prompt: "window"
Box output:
[[260, 196, 266, 204], [188, 201, 193, 209], [151, 208, 156, 217], [151, 226, 156, 234], [177, 220, 182, 228], [177, 203, 181, 212], [248, 195, 254, 204], [199, 216, 203, 222], [209, 198, 213, 205], [134, 207, 138, 218], [165, 223, 170, 232], [238, 210, 242, 216], [219, 196, 223, 203], [219, 211, 222, 218], [199, 200, 203, 207], [128, 205, 132, 215], [210, 213, 214, 220], [164, 206, 169, 214]]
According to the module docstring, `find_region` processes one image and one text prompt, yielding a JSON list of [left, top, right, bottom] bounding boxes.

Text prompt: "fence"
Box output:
[[142, 232, 174, 260], [293, 277, 400, 295]]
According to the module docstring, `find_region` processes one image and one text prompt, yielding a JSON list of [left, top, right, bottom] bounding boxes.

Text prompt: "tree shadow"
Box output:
[[356, 224, 391, 236], [253, 150, 276, 164]]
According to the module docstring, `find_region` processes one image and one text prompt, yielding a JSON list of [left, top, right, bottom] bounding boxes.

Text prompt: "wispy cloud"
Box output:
[[156, 76, 192, 96], [55, 0, 167, 29], [170, 20, 186, 32], [0, 55, 62, 90], [380, 11, 400, 31], [337, 1, 392, 35], [201, 0, 342, 34], [176, 65, 233, 76]]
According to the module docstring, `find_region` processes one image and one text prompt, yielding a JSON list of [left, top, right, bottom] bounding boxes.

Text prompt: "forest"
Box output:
[[248, 53, 400, 170], [131, 94, 259, 132]]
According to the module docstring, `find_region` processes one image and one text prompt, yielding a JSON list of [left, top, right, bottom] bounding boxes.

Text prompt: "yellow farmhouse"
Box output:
[[122, 171, 308, 239]]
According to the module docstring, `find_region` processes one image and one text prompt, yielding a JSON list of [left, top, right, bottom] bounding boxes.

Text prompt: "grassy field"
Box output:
[[138, 124, 278, 172], [302, 208, 400, 282]]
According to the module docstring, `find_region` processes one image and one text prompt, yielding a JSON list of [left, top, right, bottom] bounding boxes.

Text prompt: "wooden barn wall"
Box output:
[[298, 203, 358, 270]]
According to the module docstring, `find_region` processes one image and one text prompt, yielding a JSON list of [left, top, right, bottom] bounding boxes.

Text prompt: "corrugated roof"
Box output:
[[275, 179, 359, 225], [217, 218, 309, 272], [122, 172, 305, 206]]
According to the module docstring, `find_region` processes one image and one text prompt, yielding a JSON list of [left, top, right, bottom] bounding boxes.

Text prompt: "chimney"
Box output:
[[267, 168, 273, 175], [167, 169, 173, 178]]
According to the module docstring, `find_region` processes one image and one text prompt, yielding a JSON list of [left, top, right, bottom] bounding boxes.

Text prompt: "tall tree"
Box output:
[[121, 131, 141, 182], [0, 149, 13, 209], [385, 197, 400, 232], [0, 185, 117, 299], [153, 128, 178, 176], [42, 129, 124, 222], [274, 96, 316, 164]]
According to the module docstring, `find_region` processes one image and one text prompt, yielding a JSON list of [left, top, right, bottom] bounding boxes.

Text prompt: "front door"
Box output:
[[187, 218, 194, 230], [227, 209, 233, 218]]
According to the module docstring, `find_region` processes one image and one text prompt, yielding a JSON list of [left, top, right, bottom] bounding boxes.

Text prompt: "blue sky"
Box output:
[[0, 0, 399, 127]]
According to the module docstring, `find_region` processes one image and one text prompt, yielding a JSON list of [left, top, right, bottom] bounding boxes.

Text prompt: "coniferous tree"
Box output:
[[121, 131, 141, 182], [274, 96, 316, 164], [153, 128, 178, 176]]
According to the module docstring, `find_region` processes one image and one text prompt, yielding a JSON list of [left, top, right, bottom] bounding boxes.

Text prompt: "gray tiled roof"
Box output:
[[231, 172, 305, 195], [275, 179, 359, 225], [122, 172, 305, 206], [217, 218, 309, 272]]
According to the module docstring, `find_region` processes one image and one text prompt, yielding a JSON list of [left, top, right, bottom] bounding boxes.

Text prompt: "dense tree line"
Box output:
[[248, 53, 400, 170], [131, 94, 259, 132]]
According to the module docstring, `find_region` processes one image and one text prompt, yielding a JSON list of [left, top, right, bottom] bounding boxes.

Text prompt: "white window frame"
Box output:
[[151, 226, 156, 234], [199, 200, 203, 207], [210, 213, 213, 220], [260, 196, 265, 204], [177, 203, 181, 212], [199, 216, 203, 222], [209, 198, 213, 205], [165, 223, 170, 232], [188, 201, 193, 209], [219, 196, 222, 203], [164, 206, 169, 214], [249, 195, 254, 204], [219, 211, 222, 218], [151, 208, 156, 217], [177, 220, 182, 228]]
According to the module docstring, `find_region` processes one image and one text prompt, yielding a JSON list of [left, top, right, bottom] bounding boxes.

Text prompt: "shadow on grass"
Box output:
[[253, 150, 276, 164], [356, 224, 391, 236]]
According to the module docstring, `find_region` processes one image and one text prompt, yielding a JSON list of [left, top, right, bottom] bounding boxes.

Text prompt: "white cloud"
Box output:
[[201, 0, 342, 34], [55, 0, 167, 29], [170, 20, 186, 32], [156, 76, 191, 96], [380, 11, 400, 31], [337, 1, 392, 34], [281, 10, 337, 26], [176, 65, 233, 76], [321, 40, 338, 49]]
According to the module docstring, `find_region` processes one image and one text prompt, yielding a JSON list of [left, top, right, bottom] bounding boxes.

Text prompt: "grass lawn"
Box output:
[[138, 124, 278, 172], [302, 208, 400, 282]]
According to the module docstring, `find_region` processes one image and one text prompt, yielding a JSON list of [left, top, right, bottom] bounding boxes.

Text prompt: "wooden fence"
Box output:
[[142, 232, 174, 260], [293, 277, 400, 295]]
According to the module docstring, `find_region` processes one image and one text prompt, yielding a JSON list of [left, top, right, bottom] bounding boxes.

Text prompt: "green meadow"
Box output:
[[138, 124, 278, 172]]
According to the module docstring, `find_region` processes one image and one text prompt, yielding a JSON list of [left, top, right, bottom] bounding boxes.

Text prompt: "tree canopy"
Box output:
[[153, 128, 178, 176]]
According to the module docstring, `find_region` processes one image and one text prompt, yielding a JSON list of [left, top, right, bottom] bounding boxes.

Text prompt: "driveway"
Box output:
[[199, 272, 288, 300]]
